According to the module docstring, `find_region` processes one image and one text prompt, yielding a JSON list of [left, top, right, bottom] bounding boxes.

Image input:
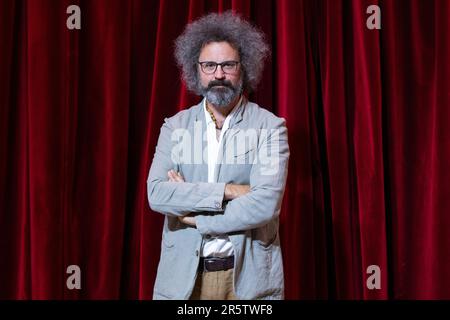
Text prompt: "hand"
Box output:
[[178, 214, 196, 227], [168, 170, 185, 182], [224, 184, 251, 200]]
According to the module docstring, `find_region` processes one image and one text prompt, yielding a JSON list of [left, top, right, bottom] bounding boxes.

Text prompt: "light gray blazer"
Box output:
[[147, 98, 290, 300]]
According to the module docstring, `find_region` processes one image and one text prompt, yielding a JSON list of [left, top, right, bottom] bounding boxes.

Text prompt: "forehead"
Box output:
[[199, 41, 239, 61]]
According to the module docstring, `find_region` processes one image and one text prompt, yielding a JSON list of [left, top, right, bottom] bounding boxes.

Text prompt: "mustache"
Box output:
[[207, 80, 233, 89]]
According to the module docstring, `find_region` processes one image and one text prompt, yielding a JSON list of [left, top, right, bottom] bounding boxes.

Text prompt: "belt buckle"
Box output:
[[203, 257, 221, 272]]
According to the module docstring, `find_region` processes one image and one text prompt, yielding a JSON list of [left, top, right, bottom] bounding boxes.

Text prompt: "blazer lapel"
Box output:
[[192, 100, 209, 182]]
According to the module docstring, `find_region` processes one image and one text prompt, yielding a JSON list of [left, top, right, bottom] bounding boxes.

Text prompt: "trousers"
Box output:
[[190, 268, 237, 300]]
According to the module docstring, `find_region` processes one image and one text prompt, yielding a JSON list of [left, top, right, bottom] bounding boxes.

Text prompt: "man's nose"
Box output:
[[214, 66, 226, 79]]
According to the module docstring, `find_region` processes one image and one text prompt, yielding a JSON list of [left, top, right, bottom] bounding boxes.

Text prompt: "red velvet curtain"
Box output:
[[0, 0, 449, 299]]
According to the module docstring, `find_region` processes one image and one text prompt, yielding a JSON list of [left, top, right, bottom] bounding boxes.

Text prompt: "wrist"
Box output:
[[224, 184, 232, 201]]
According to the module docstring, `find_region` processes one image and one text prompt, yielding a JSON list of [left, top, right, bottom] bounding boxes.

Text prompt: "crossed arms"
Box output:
[[147, 115, 289, 236], [166, 169, 250, 226]]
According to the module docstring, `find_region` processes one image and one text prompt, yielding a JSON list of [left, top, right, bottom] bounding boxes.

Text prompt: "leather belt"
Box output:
[[198, 256, 234, 272]]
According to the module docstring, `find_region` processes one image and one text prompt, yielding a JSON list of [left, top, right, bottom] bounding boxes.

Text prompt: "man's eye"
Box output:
[[204, 63, 216, 68], [223, 62, 235, 68]]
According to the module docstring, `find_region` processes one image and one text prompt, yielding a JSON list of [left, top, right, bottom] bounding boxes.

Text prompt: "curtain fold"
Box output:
[[0, 0, 449, 299]]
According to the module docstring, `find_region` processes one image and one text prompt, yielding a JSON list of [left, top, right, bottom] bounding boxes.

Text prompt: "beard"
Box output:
[[200, 78, 243, 108]]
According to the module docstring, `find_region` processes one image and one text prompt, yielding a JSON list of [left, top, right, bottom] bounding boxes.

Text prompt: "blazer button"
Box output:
[[195, 250, 199, 257], [205, 234, 211, 239], [214, 201, 221, 208]]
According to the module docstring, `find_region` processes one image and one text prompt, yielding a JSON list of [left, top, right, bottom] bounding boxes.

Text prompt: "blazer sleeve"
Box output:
[[195, 116, 290, 235], [147, 117, 226, 217]]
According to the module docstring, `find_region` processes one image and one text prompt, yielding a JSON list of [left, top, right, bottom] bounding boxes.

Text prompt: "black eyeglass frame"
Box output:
[[197, 61, 240, 74]]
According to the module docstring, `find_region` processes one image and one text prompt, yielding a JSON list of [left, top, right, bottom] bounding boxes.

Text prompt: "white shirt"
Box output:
[[201, 96, 242, 258]]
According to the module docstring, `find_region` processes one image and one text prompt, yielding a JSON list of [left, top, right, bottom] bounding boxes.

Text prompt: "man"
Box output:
[[147, 11, 289, 300]]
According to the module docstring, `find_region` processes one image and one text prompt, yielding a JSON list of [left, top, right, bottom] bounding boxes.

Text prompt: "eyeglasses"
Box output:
[[198, 61, 240, 75]]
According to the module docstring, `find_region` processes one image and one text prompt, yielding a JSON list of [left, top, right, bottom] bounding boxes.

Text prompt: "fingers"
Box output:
[[167, 169, 185, 182], [178, 215, 196, 227]]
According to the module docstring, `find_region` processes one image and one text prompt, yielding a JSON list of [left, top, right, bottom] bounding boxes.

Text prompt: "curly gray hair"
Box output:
[[174, 11, 270, 94]]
